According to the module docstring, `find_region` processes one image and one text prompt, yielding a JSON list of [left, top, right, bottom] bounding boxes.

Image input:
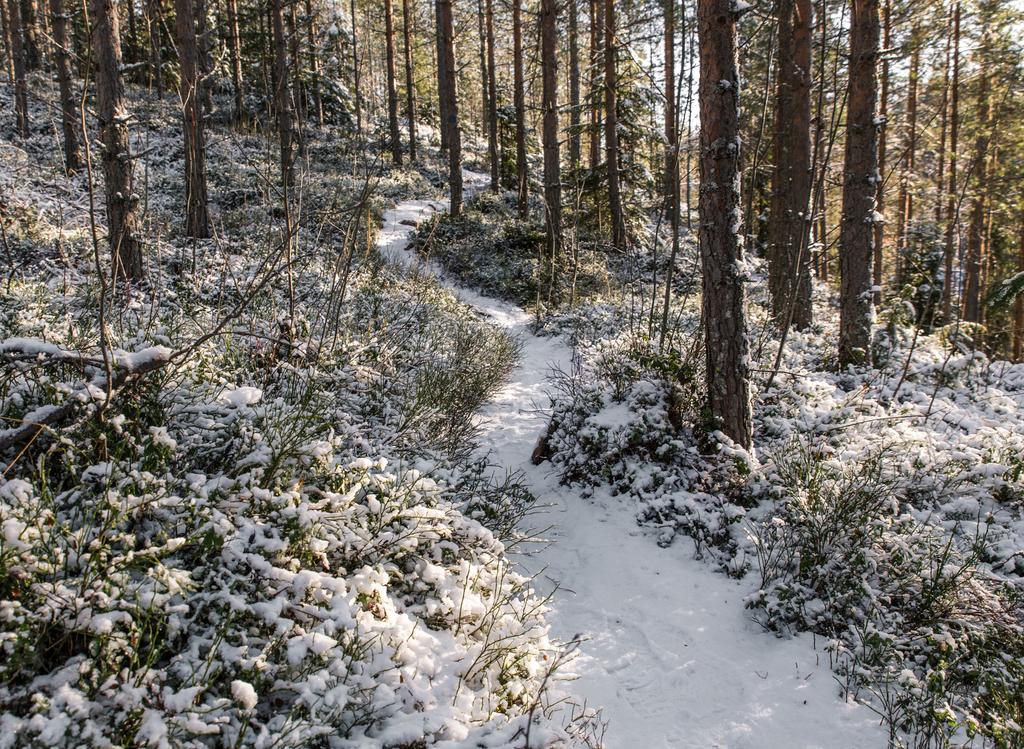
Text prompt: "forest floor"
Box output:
[[379, 173, 887, 748]]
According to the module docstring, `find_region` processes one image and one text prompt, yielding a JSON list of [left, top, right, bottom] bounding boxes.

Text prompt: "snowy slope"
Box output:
[[377, 175, 887, 749]]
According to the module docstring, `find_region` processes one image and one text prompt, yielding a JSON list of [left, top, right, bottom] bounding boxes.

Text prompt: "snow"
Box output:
[[220, 386, 263, 407], [230, 681, 258, 711], [377, 172, 887, 747]]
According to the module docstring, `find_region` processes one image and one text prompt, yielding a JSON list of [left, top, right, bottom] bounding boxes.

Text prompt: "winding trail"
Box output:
[[377, 175, 885, 748]]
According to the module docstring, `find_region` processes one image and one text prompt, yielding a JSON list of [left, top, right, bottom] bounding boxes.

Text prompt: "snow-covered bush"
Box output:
[[0, 81, 589, 748], [539, 305, 752, 568], [0, 444, 567, 747], [409, 191, 613, 309], [534, 258, 1024, 746], [749, 441, 1024, 748]]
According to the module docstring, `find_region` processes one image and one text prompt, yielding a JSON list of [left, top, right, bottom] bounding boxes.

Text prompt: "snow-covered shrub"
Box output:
[[409, 191, 612, 308], [541, 314, 752, 568], [0, 447, 569, 747], [749, 441, 1024, 748], [0, 81, 589, 747]]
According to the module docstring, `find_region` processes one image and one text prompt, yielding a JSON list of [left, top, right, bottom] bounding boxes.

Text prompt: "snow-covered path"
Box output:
[[377, 178, 885, 749]]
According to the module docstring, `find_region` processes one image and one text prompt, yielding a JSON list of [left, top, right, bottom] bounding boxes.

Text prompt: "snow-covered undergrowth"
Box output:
[[531, 241, 1024, 745], [0, 82, 590, 747], [546, 298, 1024, 745], [408, 191, 614, 309]]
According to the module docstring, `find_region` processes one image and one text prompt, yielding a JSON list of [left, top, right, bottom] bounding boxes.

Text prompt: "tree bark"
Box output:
[[568, 0, 580, 170], [485, 0, 498, 188], [304, 0, 323, 125], [286, 3, 305, 146], [963, 59, 990, 323], [351, 0, 362, 134], [697, 0, 752, 448], [435, 0, 449, 150], [872, 0, 889, 304], [476, 0, 487, 137], [196, 0, 213, 113], [766, 0, 813, 330], [89, 0, 144, 281], [50, 0, 80, 171], [838, 0, 879, 366], [174, 0, 210, 237], [271, 0, 293, 186], [604, 0, 624, 249], [19, 0, 38, 70], [226, 0, 245, 123], [403, 0, 417, 160], [1, 0, 16, 86], [941, 1, 960, 321], [513, 0, 526, 215], [6, 0, 27, 137], [146, 0, 162, 95], [664, 0, 676, 232], [588, 0, 602, 171], [541, 0, 561, 302], [384, 0, 403, 164], [438, 0, 462, 215], [125, 0, 139, 66], [895, 27, 919, 287], [1014, 215, 1023, 361], [934, 22, 950, 229]]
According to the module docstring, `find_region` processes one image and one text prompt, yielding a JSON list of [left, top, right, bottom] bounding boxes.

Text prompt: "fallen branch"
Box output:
[[0, 339, 172, 451]]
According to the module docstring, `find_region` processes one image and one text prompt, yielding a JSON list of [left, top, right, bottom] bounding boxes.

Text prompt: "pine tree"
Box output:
[[175, 0, 211, 237], [697, 0, 752, 448], [766, 0, 813, 330], [541, 0, 561, 301], [89, 0, 143, 281], [838, 0, 880, 365]]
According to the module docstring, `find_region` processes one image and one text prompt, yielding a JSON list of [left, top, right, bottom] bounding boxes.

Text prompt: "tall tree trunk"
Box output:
[[174, 0, 210, 237], [384, 0, 402, 164], [541, 0, 560, 302], [304, 0, 323, 125], [485, 0, 497, 188], [513, 0, 526, 215], [403, 0, 417, 160], [568, 0, 580, 170], [271, 0, 293, 186], [435, 0, 449, 150], [226, 0, 245, 123], [1, 0, 16, 86], [838, 0, 879, 366], [438, 0, 462, 215], [963, 64, 991, 324], [350, 0, 362, 134], [872, 0, 889, 304], [19, 0, 38, 69], [287, 2, 305, 147], [697, 0, 752, 448], [588, 0, 602, 171], [604, 0, 624, 249], [476, 0, 487, 137], [895, 27, 919, 287], [196, 0, 213, 113], [766, 0, 813, 330], [941, 1, 960, 321], [50, 0, 80, 171], [934, 22, 950, 229], [147, 0, 163, 96], [89, 0, 143, 280], [6, 0, 27, 137], [125, 0, 139, 65], [1014, 215, 1024, 361], [664, 0, 676, 232]]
